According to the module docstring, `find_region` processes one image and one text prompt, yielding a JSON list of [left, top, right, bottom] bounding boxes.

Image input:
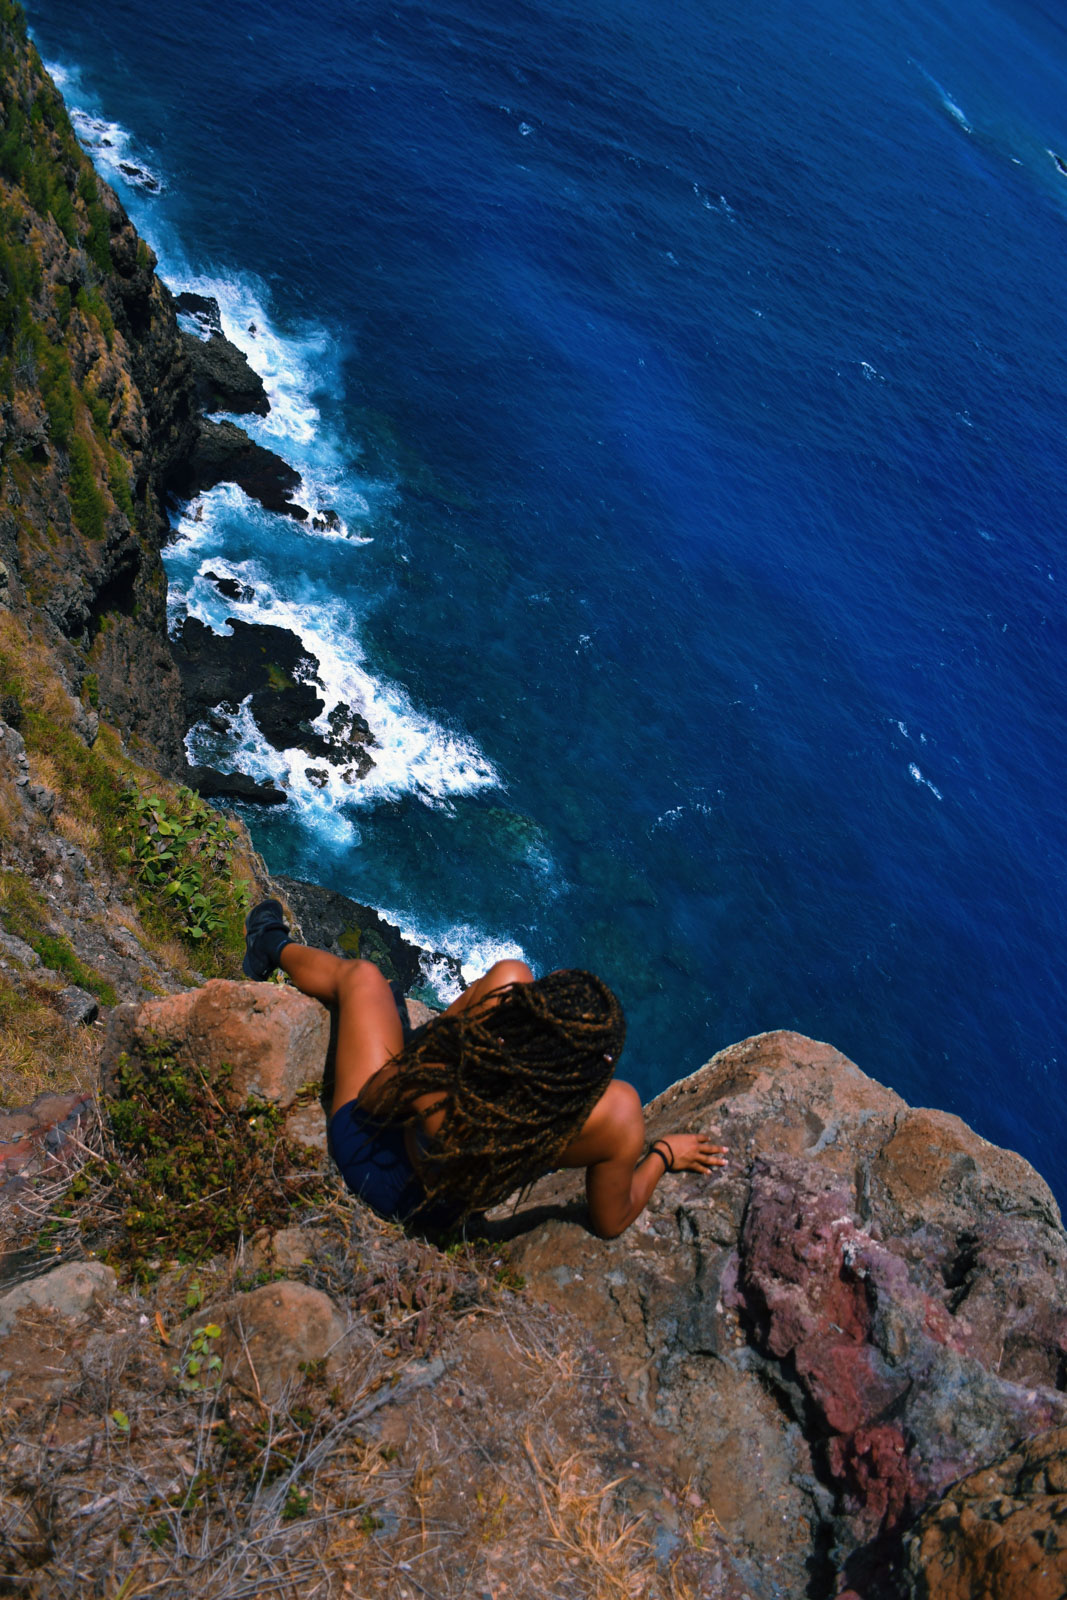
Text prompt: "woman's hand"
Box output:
[[651, 1133, 728, 1174]]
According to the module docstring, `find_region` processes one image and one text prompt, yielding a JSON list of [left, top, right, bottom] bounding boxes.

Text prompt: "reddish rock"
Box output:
[[0, 1093, 93, 1181], [902, 1426, 1067, 1600], [101, 979, 331, 1109], [501, 1031, 1067, 1599]]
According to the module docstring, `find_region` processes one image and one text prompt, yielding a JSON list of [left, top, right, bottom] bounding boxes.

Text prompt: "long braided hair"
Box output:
[[370, 969, 625, 1222]]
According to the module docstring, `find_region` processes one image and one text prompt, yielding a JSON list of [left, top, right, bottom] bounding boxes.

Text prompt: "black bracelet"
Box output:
[[646, 1141, 674, 1173]]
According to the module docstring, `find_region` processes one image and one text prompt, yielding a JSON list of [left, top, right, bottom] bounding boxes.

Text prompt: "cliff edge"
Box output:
[[5, 988, 1064, 1599]]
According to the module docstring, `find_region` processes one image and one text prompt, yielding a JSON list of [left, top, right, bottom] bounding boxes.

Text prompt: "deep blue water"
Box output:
[[26, 0, 1067, 1201]]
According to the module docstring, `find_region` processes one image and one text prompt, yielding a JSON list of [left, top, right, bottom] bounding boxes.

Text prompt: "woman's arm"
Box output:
[[580, 1081, 728, 1238]]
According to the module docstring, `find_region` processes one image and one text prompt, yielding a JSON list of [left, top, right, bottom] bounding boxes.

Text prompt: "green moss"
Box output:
[[30, 932, 117, 1004], [107, 448, 134, 518], [265, 662, 296, 692], [68, 433, 107, 538], [82, 671, 99, 708]]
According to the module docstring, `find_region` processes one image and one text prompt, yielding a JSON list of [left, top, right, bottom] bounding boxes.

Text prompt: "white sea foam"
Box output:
[[382, 916, 532, 1002], [908, 763, 943, 800], [47, 56, 515, 1002], [169, 500, 500, 817], [165, 270, 325, 448], [914, 63, 972, 135], [46, 63, 165, 194]]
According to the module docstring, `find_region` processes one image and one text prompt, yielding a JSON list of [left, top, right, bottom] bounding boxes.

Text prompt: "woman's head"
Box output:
[[374, 968, 625, 1224]]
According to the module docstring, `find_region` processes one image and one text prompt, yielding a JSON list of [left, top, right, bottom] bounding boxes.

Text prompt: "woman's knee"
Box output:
[[485, 959, 534, 988], [336, 958, 393, 1005]]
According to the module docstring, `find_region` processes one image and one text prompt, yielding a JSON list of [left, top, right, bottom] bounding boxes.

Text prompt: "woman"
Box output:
[[244, 899, 728, 1236]]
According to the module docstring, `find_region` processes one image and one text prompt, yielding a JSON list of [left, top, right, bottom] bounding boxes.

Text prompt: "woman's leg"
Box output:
[[279, 944, 404, 1115], [442, 959, 534, 1018]]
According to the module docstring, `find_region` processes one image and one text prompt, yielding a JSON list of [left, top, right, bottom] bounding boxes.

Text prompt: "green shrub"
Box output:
[[85, 200, 111, 272], [117, 784, 250, 947], [68, 433, 107, 537], [51, 282, 70, 328], [75, 284, 114, 349], [37, 337, 74, 445], [105, 1045, 323, 1283], [87, 390, 110, 434], [107, 448, 134, 517]]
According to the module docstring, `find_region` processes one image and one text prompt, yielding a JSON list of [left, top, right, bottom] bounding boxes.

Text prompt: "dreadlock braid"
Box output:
[[368, 969, 626, 1223]]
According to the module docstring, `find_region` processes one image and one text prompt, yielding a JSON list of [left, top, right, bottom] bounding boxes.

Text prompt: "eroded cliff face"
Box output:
[[0, 0, 198, 770]]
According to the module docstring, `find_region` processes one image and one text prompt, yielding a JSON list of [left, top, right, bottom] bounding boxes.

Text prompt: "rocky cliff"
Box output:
[[5, 990, 1065, 1598]]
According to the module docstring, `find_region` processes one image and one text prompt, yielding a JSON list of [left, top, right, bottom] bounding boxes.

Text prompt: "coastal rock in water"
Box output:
[[175, 291, 223, 335], [204, 570, 255, 602], [501, 1031, 1067, 1599], [180, 328, 270, 417], [901, 1425, 1067, 1600], [176, 417, 305, 518], [273, 874, 432, 992], [101, 980, 331, 1110], [186, 762, 288, 806], [172, 615, 330, 758]]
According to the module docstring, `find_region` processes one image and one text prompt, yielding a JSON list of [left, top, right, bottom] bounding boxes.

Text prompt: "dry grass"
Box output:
[[51, 807, 101, 855], [0, 974, 100, 1104], [0, 1112, 736, 1600]]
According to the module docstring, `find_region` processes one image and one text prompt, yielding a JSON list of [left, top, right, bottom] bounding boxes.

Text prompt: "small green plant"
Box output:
[[281, 1487, 310, 1522], [109, 1408, 130, 1433], [173, 1324, 223, 1394]]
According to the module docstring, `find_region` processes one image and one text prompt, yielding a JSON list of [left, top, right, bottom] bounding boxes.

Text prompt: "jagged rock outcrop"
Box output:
[[172, 614, 328, 756], [179, 328, 269, 417], [498, 1031, 1067, 1598], [13, 972, 1067, 1598], [900, 1424, 1067, 1600], [175, 417, 305, 517], [0, 6, 307, 777]]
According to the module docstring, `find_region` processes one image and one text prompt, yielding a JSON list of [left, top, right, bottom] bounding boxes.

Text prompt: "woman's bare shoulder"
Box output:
[[559, 1077, 644, 1166]]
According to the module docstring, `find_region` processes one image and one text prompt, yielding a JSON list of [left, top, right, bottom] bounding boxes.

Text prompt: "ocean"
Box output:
[[25, 0, 1067, 1201]]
